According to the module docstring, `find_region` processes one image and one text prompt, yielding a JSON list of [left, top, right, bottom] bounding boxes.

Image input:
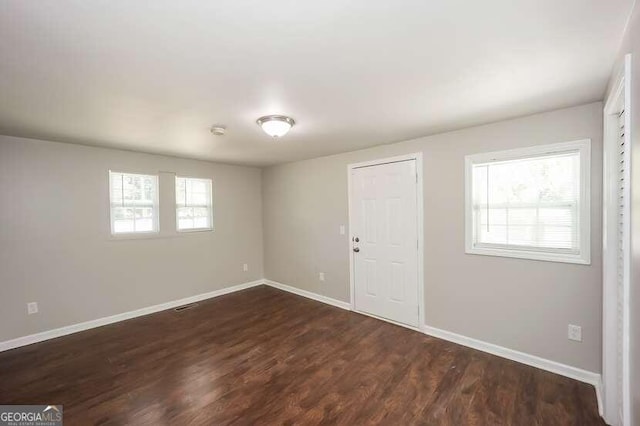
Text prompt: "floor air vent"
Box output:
[[174, 303, 198, 312]]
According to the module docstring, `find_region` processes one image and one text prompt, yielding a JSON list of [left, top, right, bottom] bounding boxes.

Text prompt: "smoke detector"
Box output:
[[210, 126, 226, 136]]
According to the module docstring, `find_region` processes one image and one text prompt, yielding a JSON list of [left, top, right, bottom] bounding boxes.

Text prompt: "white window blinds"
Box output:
[[109, 172, 159, 234], [465, 140, 590, 264], [176, 177, 213, 231]]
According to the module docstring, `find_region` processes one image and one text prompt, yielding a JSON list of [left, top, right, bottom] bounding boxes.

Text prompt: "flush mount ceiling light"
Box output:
[[256, 115, 295, 138]]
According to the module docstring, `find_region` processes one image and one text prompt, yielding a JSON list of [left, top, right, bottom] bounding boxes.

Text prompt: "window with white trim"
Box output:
[[109, 171, 159, 234], [176, 176, 213, 231], [465, 140, 590, 264]]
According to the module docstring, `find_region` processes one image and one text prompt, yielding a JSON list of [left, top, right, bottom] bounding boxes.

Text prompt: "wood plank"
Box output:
[[0, 286, 605, 425]]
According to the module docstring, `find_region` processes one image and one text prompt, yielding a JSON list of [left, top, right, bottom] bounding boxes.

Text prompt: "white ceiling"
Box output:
[[0, 0, 633, 166]]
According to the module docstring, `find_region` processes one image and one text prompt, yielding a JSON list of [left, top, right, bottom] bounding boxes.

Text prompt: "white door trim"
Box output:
[[347, 152, 425, 330], [602, 53, 631, 426]]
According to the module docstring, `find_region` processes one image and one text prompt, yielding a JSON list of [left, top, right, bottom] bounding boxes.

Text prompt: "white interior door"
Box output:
[[351, 159, 419, 327]]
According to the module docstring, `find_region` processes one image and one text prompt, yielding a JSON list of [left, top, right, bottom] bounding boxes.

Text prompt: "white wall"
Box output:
[[262, 102, 603, 373], [0, 135, 264, 342]]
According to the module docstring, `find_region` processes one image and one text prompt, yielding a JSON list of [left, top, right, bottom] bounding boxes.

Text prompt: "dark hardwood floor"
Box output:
[[0, 285, 604, 425]]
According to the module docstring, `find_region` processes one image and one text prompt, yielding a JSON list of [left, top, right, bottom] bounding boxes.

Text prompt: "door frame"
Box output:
[[602, 53, 631, 426], [347, 153, 425, 330]]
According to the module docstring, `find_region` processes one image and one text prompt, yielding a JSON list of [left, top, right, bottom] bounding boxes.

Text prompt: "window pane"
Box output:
[[539, 208, 573, 226], [191, 180, 207, 193], [479, 208, 507, 226], [142, 177, 154, 202], [114, 220, 134, 233], [478, 224, 507, 245], [112, 207, 133, 221], [176, 178, 186, 206], [178, 207, 193, 218], [113, 207, 134, 233], [178, 218, 194, 229], [508, 208, 537, 226], [194, 216, 209, 228], [177, 206, 194, 229], [110, 173, 123, 204], [110, 172, 158, 234], [123, 175, 139, 201], [193, 207, 209, 217], [472, 150, 580, 252], [134, 208, 154, 232], [508, 225, 536, 247], [176, 177, 213, 230], [191, 191, 208, 205]]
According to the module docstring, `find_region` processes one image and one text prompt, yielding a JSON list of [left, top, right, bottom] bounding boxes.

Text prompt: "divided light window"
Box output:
[[465, 140, 591, 264], [109, 171, 159, 235], [176, 177, 213, 231]]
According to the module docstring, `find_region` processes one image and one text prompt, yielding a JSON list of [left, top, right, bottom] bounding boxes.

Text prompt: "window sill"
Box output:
[[176, 228, 214, 233], [465, 246, 590, 265], [109, 231, 160, 241], [108, 229, 214, 241]]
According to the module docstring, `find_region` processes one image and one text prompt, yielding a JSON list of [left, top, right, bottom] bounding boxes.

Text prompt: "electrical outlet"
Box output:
[[568, 324, 582, 342], [243, 263, 249, 272], [339, 225, 346, 235], [319, 272, 325, 282], [27, 302, 38, 315]]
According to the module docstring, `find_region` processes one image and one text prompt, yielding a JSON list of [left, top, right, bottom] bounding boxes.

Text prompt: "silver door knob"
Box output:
[[353, 247, 360, 253]]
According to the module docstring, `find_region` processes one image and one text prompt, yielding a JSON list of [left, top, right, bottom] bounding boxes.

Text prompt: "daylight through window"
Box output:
[[109, 172, 159, 234], [465, 141, 590, 264], [176, 177, 213, 231]]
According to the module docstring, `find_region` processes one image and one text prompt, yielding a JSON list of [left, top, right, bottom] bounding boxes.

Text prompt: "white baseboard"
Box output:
[[0, 278, 605, 417], [594, 377, 603, 416], [264, 279, 351, 310], [422, 325, 602, 398], [0, 279, 264, 353], [261, 280, 603, 412]]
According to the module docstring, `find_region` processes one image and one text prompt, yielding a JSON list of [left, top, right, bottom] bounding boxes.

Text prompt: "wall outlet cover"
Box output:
[[243, 264, 248, 272], [319, 272, 325, 282], [27, 302, 38, 315], [568, 324, 582, 342]]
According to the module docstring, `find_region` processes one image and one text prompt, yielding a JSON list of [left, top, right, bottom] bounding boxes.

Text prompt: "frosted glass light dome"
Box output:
[[256, 115, 295, 138]]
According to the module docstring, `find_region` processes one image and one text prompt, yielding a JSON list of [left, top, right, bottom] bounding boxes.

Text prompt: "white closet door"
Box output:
[[616, 107, 630, 424]]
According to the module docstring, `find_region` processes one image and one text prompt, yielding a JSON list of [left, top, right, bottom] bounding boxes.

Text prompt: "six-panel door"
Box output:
[[351, 159, 419, 327]]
